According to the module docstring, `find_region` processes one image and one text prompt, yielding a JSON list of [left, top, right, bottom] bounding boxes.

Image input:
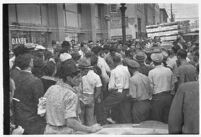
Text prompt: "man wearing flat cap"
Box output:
[[133, 51, 153, 76], [126, 59, 153, 123], [148, 52, 174, 123]]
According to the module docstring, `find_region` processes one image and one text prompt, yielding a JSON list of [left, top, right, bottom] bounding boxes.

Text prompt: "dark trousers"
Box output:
[[101, 90, 132, 124], [131, 99, 151, 123], [151, 91, 173, 123]]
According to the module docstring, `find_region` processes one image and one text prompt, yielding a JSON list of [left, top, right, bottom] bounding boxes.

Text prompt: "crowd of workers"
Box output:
[[9, 35, 199, 134]]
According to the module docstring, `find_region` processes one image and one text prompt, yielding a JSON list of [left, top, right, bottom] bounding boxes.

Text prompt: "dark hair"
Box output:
[[32, 57, 45, 77], [90, 54, 98, 66], [61, 41, 71, 53], [57, 59, 79, 81], [42, 61, 56, 76], [112, 55, 121, 64], [44, 50, 53, 61], [14, 53, 33, 70], [62, 41, 71, 48], [13, 45, 27, 57], [177, 49, 187, 59], [153, 61, 162, 66], [91, 46, 102, 55]]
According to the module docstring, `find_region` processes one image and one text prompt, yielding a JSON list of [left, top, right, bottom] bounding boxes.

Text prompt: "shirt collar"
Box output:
[[155, 64, 163, 68], [57, 80, 76, 92], [21, 69, 32, 73]]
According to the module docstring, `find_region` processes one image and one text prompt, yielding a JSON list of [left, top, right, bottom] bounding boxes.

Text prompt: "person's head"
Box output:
[[112, 54, 121, 67], [32, 57, 45, 77], [151, 52, 163, 66], [42, 61, 56, 77], [124, 58, 140, 75], [14, 53, 33, 70], [44, 50, 53, 61], [71, 52, 81, 62], [133, 51, 147, 64], [13, 45, 27, 57], [90, 54, 98, 66], [177, 49, 187, 60], [58, 59, 81, 87], [91, 46, 103, 56], [61, 41, 71, 53], [78, 58, 93, 76]]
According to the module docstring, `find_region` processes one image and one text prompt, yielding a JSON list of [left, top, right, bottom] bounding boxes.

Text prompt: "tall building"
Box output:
[[109, 4, 160, 40], [160, 8, 168, 23], [144, 4, 160, 26], [8, 4, 109, 49]]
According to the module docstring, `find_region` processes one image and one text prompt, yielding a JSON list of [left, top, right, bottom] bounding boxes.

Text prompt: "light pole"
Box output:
[[120, 3, 127, 47]]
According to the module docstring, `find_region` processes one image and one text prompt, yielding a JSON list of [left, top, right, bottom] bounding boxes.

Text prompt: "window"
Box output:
[[110, 4, 117, 12]]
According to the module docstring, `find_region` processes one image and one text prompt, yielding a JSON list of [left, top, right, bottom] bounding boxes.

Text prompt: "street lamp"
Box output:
[[120, 3, 127, 47]]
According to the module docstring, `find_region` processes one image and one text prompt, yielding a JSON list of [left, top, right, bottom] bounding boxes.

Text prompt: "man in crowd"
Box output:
[[101, 55, 131, 124], [12, 53, 46, 134], [133, 51, 152, 76], [44, 59, 102, 134], [168, 81, 199, 134], [78, 58, 102, 126], [148, 52, 174, 123], [91, 46, 110, 99], [126, 59, 153, 123], [175, 49, 197, 89]]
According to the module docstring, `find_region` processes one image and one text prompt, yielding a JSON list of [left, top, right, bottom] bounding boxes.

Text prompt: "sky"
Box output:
[[159, 3, 199, 23]]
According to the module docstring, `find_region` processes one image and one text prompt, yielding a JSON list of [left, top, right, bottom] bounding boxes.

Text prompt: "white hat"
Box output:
[[35, 44, 46, 50], [60, 53, 72, 62]]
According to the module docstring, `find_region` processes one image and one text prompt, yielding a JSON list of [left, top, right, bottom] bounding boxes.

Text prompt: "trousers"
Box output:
[[151, 91, 173, 123], [101, 89, 132, 124], [131, 99, 151, 123]]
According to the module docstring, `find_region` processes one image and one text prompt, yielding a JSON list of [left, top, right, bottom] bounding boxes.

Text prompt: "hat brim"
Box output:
[[133, 54, 147, 62], [78, 65, 93, 69]]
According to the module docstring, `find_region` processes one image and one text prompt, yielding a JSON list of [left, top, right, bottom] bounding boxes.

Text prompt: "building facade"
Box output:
[[160, 8, 168, 23], [8, 4, 109, 49], [109, 4, 160, 40]]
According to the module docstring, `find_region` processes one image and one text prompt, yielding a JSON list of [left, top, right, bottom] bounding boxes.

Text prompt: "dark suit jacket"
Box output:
[[13, 70, 45, 134], [168, 81, 199, 134]]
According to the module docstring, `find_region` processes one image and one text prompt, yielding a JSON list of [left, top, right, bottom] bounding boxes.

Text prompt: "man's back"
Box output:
[[169, 81, 199, 134], [13, 71, 44, 125], [148, 65, 173, 94], [176, 63, 197, 84]]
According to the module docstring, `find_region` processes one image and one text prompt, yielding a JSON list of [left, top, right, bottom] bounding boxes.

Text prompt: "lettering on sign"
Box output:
[[12, 38, 27, 45]]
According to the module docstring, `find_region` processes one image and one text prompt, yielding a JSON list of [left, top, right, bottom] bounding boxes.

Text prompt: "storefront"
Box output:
[[10, 29, 50, 49]]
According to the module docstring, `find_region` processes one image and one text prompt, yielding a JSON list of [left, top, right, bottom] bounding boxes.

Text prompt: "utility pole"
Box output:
[[120, 3, 127, 47], [170, 4, 174, 22]]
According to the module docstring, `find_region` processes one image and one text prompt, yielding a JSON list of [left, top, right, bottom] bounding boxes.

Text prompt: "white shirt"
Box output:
[[148, 65, 174, 94], [97, 56, 111, 83], [9, 56, 15, 69], [166, 56, 177, 71], [108, 64, 130, 92], [82, 70, 102, 94]]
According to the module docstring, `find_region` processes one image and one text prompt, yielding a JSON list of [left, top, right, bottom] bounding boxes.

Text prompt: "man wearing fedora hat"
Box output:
[[148, 52, 174, 123], [133, 51, 153, 76], [78, 58, 102, 126], [126, 59, 153, 123]]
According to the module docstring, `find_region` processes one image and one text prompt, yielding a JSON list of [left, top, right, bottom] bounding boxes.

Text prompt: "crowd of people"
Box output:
[[9, 35, 199, 134]]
